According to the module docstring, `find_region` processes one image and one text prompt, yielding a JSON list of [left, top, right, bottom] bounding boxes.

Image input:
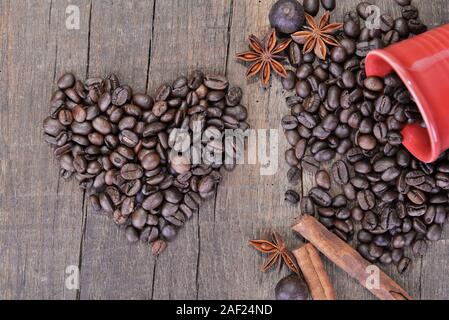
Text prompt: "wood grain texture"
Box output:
[[0, 0, 90, 299], [0, 0, 448, 300], [78, 0, 155, 300], [203, 0, 303, 299], [147, 0, 233, 300]]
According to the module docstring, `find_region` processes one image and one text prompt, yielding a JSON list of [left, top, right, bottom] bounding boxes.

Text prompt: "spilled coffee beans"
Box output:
[[281, 0, 444, 274]]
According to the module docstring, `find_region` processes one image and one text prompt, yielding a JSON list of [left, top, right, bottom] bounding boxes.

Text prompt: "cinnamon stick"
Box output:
[[293, 244, 336, 300], [292, 215, 412, 300]]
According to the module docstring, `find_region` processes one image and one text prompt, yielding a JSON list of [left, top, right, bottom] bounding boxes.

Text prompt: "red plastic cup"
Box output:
[[365, 24, 449, 163]]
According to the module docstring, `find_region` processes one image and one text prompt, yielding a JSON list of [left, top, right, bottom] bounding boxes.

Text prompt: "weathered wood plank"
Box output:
[[0, 0, 90, 299], [300, 0, 449, 300], [420, 239, 449, 299], [197, 0, 300, 299], [1, 0, 448, 300], [147, 0, 233, 300], [78, 0, 155, 300]]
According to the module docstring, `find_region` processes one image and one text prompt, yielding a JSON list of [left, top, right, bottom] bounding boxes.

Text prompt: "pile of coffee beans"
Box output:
[[281, 0, 446, 273], [43, 71, 249, 255]]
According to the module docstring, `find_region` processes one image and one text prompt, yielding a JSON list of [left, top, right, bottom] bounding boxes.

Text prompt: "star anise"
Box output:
[[236, 29, 292, 85], [291, 11, 343, 60], [250, 231, 298, 274]]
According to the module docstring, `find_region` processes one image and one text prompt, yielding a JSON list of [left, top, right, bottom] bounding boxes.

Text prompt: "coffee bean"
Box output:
[[314, 149, 335, 162], [287, 167, 301, 185], [301, 156, 320, 172], [120, 163, 143, 180], [286, 149, 300, 167], [303, 0, 319, 16], [381, 167, 401, 182], [357, 134, 377, 151], [57, 73, 76, 90], [285, 190, 300, 204], [281, 115, 298, 130], [343, 184, 357, 201], [300, 196, 315, 215], [332, 160, 349, 185], [405, 170, 426, 186], [402, 5, 419, 20], [395, 0, 411, 6], [357, 190, 376, 210], [356, 2, 372, 19], [309, 187, 332, 207], [315, 170, 331, 190], [364, 77, 384, 92], [151, 239, 167, 256], [426, 224, 442, 241], [288, 43, 303, 67], [407, 189, 426, 205], [408, 19, 427, 35], [112, 86, 131, 106], [321, 0, 335, 11], [362, 211, 378, 231], [397, 257, 411, 274], [413, 218, 427, 234]]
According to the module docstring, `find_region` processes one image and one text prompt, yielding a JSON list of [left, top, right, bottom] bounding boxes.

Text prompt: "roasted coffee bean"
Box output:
[[362, 211, 378, 231], [423, 206, 436, 225], [357, 244, 376, 262], [320, 0, 335, 11], [402, 5, 419, 20], [151, 239, 167, 256], [413, 218, 427, 234], [287, 167, 301, 185], [357, 190, 376, 210], [405, 170, 426, 186], [407, 189, 426, 205], [120, 163, 143, 180], [395, 0, 411, 6], [301, 156, 320, 172], [314, 149, 335, 162], [397, 257, 411, 274], [57, 73, 75, 90], [304, 0, 320, 16], [358, 134, 377, 151], [285, 149, 300, 167], [364, 77, 384, 92], [408, 19, 427, 35], [412, 239, 428, 256], [332, 160, 349, 185], [288, 43, 303, 68], [315, 170, 331, 190], [381, 167, 401, 182], [351, 176, 369, 190], [281, 115, 298, 130], [285, 190, 300, 204], [309, 187, 332, 207], [300, 196, 315, 215], [426, 224, 442, 241], [356, 2, 372, 19], [318, 207, 335, 218]]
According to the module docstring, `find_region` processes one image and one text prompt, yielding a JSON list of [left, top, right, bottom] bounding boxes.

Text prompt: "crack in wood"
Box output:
[[224, 0, 234, 76], [145, 0, 157, 92], [76, 191, 88, 300]]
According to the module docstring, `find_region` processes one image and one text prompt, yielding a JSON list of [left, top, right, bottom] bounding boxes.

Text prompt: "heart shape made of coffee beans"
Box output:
[[43, 71, 249, 256]]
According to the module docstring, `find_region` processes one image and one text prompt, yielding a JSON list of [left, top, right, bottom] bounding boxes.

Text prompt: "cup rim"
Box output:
[[366, 49, 441, 163]]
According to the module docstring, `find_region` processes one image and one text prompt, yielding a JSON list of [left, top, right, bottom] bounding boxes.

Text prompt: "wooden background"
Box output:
[[1, 0, 448, 300]]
